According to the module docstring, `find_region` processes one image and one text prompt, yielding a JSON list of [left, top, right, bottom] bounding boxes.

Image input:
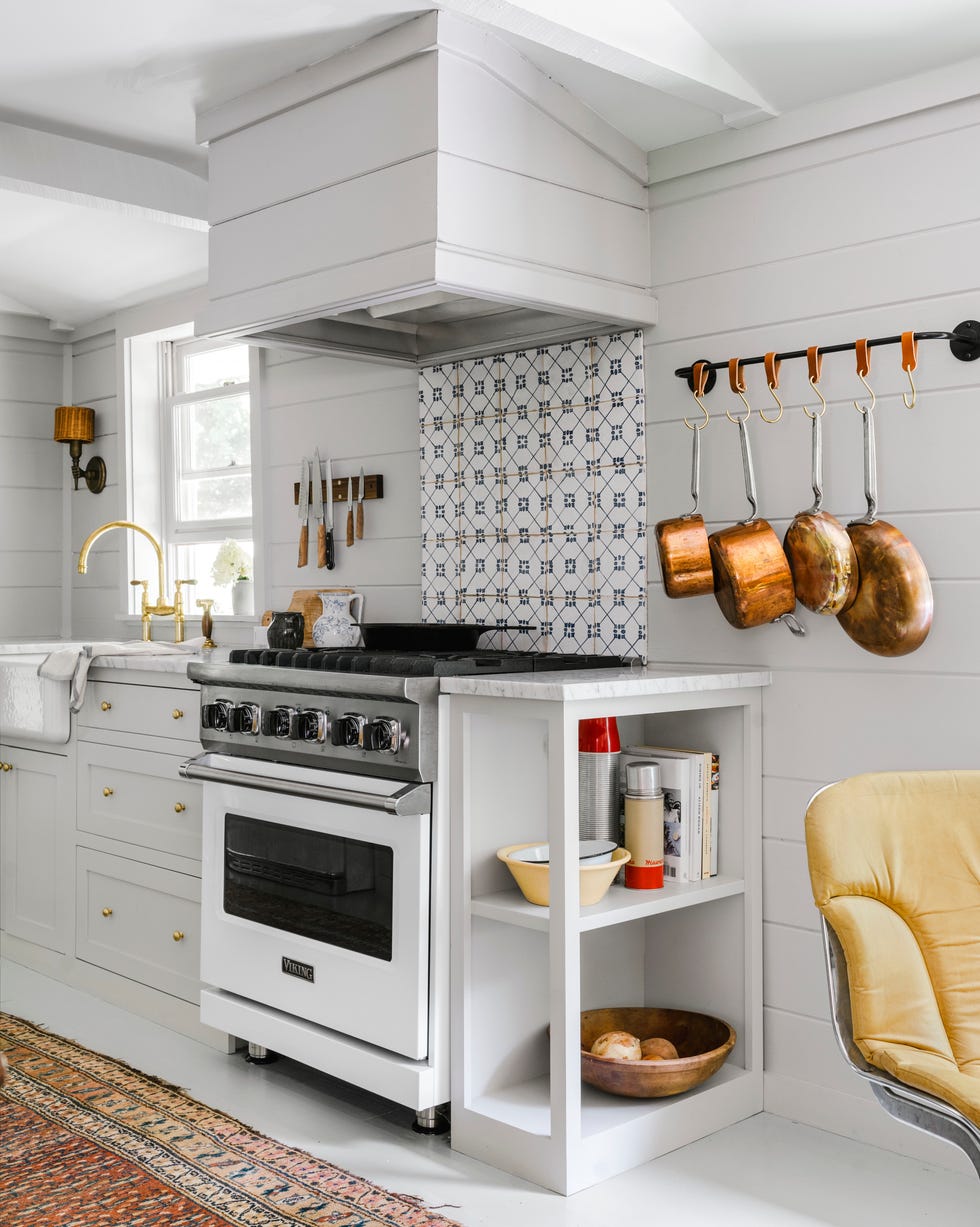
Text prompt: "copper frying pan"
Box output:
[[782, 347, 859, 615], [708, 359, 804, 635], [656, 361, 713, 598], [836, 338, 933, 656]]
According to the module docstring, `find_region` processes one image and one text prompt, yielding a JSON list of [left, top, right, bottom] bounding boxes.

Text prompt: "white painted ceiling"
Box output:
[[3, 0, 979, 330]]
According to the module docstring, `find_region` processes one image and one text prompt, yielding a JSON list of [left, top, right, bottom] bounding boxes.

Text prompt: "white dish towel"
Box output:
[[38, 639, 205, 711]]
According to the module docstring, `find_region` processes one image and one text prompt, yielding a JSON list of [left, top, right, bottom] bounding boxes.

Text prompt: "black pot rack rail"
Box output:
[[675, 321, 980, 395]]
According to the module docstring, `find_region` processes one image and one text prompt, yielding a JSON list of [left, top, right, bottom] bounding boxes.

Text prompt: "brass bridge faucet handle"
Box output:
[[130, 579, 151, 641], [173, 579, 197, 644]]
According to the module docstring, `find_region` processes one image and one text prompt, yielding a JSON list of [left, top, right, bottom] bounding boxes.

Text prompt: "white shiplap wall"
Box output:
[[260, 348, 421, 623], [645, 98, 980, 1171], [0, 316, 65, 639]]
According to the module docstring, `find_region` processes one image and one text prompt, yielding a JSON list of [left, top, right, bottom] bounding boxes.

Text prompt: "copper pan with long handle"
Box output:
[[655, 362, 713, 598], [783, 347, 859, 615], [836, 339, 932, 656], [708, 359, 804, 635]]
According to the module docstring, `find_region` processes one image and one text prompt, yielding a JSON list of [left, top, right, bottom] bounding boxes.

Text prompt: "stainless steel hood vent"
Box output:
[[196, 12, 657, 366]]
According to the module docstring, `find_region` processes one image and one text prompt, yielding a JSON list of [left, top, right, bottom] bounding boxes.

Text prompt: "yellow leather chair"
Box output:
[[805, 770, 980, 1177]]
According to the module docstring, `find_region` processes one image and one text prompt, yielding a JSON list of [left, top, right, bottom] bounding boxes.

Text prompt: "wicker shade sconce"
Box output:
[[53, 405, 106, 493]]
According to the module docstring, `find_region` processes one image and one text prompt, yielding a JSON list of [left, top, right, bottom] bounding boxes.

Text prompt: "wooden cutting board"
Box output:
[[261, 588, 353, 648]]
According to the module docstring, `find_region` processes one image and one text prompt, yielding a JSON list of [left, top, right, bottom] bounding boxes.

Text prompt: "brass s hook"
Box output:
[[760, 351, 784, 423], [683, 360, 711, 430], [726, 358, 752, 423], [802, 346, 827, 420], [853, 338, 876, 415], [901, 330, 918, 409]]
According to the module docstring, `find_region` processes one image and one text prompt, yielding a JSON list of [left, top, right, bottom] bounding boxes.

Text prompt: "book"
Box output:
[[620, 752, 693, 883], [625, 744, 718, 879]]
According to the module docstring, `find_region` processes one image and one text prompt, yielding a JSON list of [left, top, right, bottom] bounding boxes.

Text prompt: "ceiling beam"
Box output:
[[0, 122, 208, 229], [441, 0, 777, 122]]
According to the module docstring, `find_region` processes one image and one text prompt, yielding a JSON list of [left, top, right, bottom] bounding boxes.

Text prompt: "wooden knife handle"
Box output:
[[356, 501, 364, 540], [298, 524, 309, 567], [346, 507, 355, 547], [316, 523, 327, 568]]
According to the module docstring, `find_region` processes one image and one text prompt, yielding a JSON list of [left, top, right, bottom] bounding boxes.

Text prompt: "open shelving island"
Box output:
[[443, 663, 770, 1195]]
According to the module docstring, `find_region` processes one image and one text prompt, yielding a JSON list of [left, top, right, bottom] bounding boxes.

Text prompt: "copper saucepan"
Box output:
[[656, 361, 713, 598], [782, 347, 859, 615], [708, 359, 804, 635], [836, 340, 932, 656]]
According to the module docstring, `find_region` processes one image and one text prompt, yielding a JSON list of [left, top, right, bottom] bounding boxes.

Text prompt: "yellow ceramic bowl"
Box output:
[[497, 843, 629, 907]]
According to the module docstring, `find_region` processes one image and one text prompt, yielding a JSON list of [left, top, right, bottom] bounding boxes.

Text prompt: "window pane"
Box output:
[[182, 345, 250, 393], [183, 396, 250, 472], [179, 473, 252, 522], [173, 540, 252, 616]]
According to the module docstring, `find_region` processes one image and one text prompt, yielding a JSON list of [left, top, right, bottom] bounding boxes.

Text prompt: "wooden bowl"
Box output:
[[580, 1006, 736, 1098]]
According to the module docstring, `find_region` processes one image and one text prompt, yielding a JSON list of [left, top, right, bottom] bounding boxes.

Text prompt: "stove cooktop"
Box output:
[[227, 647, 633, 678]]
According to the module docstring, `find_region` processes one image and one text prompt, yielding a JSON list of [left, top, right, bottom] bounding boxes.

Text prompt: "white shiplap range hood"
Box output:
[[196, 12, 657, 365]]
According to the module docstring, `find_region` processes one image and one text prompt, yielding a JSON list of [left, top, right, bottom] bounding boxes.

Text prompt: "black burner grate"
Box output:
[[228, 647, 632, 677]]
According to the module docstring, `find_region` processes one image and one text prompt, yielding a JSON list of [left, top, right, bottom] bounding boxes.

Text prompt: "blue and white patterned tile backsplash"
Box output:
[[419, 331, 647, 659]]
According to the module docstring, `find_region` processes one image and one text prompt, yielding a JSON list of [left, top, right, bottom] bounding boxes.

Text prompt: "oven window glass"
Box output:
[[223, 814, 393, 961]]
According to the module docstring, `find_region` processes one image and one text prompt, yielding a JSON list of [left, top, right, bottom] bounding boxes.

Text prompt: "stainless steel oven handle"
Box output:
[[179, 753, 430, 816]]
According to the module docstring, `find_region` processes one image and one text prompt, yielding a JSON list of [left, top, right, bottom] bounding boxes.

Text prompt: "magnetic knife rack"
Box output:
[[674, 320, 980, 393], [293, 473, 384, 504]]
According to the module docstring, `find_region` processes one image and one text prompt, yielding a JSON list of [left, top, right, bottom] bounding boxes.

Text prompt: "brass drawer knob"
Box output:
[[101, 701, 112, 712], [172, 709, 184, 720], [103, 786, 114, 797], [102, 907, 113, 917], [174, 802, 186, 813], [172, 930, 185, 942], [1, 762, 12, 771]]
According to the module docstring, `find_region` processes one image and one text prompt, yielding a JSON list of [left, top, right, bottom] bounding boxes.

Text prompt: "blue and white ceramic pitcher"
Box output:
[[311, 591, 364, 648]]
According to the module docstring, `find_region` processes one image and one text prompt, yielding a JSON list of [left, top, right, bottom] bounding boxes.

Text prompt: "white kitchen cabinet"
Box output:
[[0, 742, 74, 953], [75, 846, 202, 1004], [445, 668, 769, 1194]]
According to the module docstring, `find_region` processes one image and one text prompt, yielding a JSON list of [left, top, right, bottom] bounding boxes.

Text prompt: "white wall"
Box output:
[[645, 97, 980, 1171], [0, 315, 65, 639], [260, 348, 421, 623]]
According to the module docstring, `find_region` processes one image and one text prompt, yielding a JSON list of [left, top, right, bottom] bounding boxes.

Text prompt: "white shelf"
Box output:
[[470, 1060, 750, 1139], [470, 875, 746, 932]]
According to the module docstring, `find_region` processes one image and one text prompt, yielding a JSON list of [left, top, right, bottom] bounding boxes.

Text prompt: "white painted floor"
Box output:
[[1, 958, 976, 1226]]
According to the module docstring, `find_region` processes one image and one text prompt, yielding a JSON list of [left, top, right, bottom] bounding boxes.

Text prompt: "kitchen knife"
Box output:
[[324, 457, 336, 570], [313, 448, 326, 567], [298, 457, 310, 567], [356, 466, 365, 540], [346, 476, 355, 547]]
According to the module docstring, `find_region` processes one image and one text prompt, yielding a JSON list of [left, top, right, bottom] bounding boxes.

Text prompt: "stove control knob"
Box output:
[[364, 717, 401, 754], [201, 699, 232, 731], [228, 703, 260, 736], [331, 713, 366, 749], [261, 706, 296, 738], [292, 708, 328, 743]]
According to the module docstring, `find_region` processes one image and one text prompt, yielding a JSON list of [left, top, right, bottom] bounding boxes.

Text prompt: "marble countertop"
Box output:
[[438, 662, 771, 701]]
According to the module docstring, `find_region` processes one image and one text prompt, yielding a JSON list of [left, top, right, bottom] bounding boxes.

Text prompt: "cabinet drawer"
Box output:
[[75, 847, 201, 1003], [80, 681, 199, 743], [77, 743, 201, 861]]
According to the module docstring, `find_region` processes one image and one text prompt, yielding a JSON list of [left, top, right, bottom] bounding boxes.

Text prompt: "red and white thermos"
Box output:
[[578, 717, 621, 844]]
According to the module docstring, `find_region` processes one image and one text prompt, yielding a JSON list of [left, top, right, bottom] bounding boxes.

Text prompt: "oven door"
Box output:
[[187, 753, 431, 1061]]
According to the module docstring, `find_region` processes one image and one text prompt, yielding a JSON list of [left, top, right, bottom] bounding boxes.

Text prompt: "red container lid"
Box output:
[[578, 716, 620, 753]]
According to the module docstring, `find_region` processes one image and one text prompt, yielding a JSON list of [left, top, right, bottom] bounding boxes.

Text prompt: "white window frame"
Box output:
[[161, 336, 255, 556]]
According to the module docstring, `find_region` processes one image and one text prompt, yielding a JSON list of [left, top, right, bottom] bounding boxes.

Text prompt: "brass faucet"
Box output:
[[77, 520, 194, 643]]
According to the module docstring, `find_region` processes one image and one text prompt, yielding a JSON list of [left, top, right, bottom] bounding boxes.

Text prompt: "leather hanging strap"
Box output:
[[764, 351, 781, 390], [692, 360, 709, 398], [901, 330, 918, 373], [807, 345, 822, 384], [855, 338, 871, 378], [729, 357, 746, 393]]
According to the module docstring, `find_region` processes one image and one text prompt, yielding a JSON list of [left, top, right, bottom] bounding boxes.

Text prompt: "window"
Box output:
[[163, 338, 255, 615]]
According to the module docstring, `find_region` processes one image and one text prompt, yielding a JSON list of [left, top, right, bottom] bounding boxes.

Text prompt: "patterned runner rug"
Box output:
[[0, 1013, 463, 1227]]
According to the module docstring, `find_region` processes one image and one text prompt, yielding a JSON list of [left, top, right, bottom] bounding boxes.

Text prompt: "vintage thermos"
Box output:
[[624, 760, 664, 889], [578, 717, 621, 844]]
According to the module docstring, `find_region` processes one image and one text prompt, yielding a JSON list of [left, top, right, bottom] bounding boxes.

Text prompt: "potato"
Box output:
[[640, 1036, 679, 1061], [590, 1030, 642, 1060]]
